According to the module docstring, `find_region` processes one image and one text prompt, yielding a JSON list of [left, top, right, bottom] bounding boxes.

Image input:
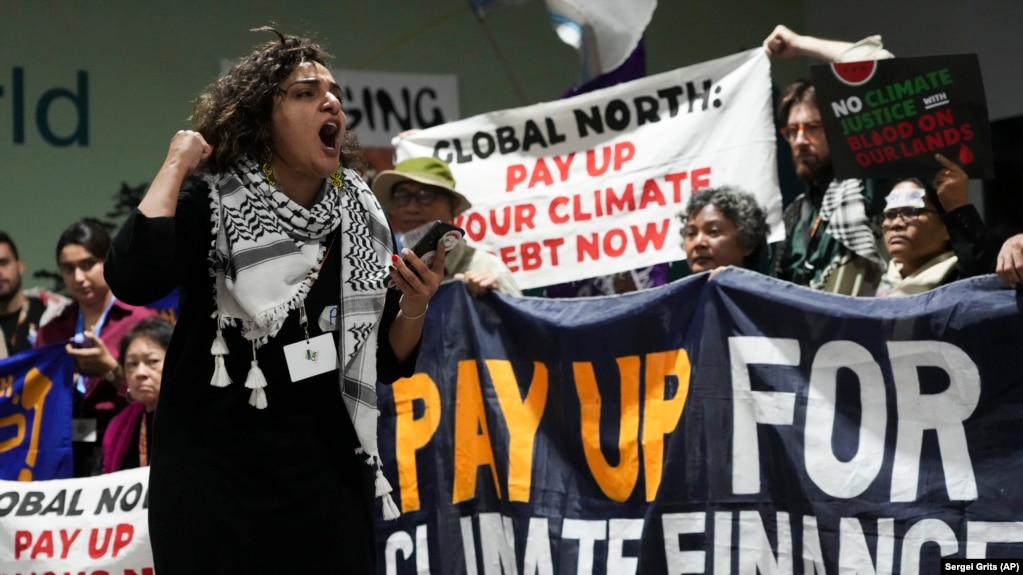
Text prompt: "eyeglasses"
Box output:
[[392, 186, 447, 207], [779, 121, 824, 142], [883, 207, 938, 223]]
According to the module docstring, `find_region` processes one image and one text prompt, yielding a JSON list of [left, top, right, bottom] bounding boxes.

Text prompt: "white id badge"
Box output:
[[283, 333, 338, 382]]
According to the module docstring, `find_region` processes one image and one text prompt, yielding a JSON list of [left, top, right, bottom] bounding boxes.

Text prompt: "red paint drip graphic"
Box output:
[[959, 144, 975, 165]]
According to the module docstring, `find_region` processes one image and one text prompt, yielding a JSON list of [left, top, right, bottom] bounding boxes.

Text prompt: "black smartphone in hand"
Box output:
[[389, 221, 465, 286], [405, 221, 464, 267]]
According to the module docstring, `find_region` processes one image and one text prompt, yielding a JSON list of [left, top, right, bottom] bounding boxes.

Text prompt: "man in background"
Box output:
[[764, 25, 893, 295], [373, 157, 522, 297], [0, 231, 68, 358]]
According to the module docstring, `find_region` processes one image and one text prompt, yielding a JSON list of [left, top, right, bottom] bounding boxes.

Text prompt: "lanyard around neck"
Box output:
[[74, 296, 117, 395], [6, 299, 30, 348], [299, 232, 338, 340], [139, 412, 149, 467], [76, 296, 117, 339]]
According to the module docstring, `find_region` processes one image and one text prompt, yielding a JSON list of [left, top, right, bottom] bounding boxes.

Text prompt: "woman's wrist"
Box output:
[[399, 304, 428, 320], [104, 363, 122, 382]]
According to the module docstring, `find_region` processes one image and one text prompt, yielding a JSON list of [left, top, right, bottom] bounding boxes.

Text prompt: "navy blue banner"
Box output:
[[0, 344, 76, 481], [375, 269, 1023, 574], [146, 289, 179, 325]]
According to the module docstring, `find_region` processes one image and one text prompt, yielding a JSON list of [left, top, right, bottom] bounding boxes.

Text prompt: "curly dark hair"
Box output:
[[679, 186, 769, 269], [191, 27, 366, 174]]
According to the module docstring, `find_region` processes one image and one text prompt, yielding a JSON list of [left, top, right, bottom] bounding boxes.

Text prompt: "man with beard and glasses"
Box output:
[[763, 25, 894, 295], [0, 231, 68, 359]]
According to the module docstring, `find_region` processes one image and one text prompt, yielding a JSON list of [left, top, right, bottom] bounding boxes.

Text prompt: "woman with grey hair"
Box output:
[[679, 186, 769, 273]]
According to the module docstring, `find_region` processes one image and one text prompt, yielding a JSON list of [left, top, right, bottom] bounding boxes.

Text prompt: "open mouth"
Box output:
[[319, 122, 340, 151]]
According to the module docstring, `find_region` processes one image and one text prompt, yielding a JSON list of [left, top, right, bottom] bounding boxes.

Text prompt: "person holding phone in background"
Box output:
[[373, 156, 522, 297], [36, 219, 156, 477]]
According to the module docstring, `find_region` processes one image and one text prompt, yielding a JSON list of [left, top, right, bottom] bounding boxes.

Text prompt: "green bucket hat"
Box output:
[[371, 157, 472, 216]]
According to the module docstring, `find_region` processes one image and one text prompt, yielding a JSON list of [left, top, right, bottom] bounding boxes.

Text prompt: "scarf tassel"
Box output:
[[210, 356, 232, 388], [248, 387, 268, 410], [209, 329, 232, 388], [245, 356, 269, 410], [370, 455, 400, 519], [211, 328, 230, 355], [374, 466, 393, 497], [381, 493, 400, 520]]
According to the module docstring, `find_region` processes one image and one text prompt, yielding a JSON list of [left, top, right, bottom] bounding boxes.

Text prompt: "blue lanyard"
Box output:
[[74, 296, 117, 394]]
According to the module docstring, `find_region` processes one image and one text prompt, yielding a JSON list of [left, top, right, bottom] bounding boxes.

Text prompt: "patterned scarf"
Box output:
[[820, 178, 887, 270], [205, 156, 400, 519]]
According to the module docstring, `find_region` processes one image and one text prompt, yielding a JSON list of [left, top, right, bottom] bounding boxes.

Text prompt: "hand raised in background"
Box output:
[[932, 153, 970, 212]]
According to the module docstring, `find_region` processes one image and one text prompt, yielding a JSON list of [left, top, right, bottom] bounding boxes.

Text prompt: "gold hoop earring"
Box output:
[[330, 168, 342, 188], [261, 146, 276, 187]]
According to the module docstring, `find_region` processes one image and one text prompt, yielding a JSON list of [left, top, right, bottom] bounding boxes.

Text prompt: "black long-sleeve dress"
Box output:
[[105, 181, 411, 574], [942, 204, 1002, 283]]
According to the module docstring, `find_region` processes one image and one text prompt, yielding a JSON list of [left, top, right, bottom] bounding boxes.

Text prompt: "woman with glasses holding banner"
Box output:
[[876, 154, 1000, 297]]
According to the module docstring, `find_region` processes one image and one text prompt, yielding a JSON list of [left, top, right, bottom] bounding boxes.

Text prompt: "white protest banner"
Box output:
[[0, 468, 153, 574], [220, 61, 460, 149], [394, 49, 782, 290], [338, 69, 460, 148]]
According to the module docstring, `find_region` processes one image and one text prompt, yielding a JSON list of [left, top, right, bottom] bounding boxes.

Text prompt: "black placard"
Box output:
[[809, 54, 994, 180]]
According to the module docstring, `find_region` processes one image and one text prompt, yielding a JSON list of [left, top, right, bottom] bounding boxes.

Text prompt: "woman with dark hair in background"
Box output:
[[99, 316, 173, 473], [36, 219, 155, 477], [105, 28, 442, 574], [876, 154, 1000, 297], [679, 186, 770, 274]]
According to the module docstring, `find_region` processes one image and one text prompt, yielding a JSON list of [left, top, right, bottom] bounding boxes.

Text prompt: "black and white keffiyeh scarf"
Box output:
[[205, 156, 400, 519], [819, 177, 887, 269]]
